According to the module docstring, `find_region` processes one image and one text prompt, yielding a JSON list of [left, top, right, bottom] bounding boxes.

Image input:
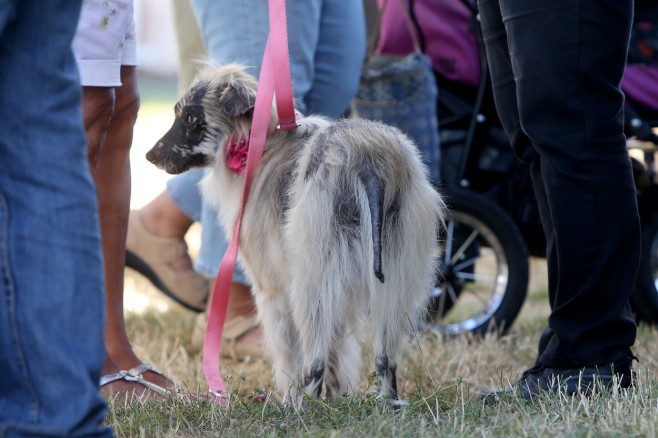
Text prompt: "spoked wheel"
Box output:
[[427, 189, 529, 336], [631, 210, 658, 322]]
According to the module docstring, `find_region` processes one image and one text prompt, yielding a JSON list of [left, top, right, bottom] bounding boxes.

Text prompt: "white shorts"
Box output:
[[72, 0, 137, 87]]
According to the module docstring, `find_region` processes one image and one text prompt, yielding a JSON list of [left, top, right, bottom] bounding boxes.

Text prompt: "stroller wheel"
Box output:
[[427, 189, 529, 337]]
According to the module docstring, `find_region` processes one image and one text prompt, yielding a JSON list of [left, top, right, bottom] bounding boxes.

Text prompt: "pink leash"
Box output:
[[202, 0, 298, 404]]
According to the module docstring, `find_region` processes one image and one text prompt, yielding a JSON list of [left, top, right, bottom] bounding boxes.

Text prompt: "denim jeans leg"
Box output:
[[189, 0, 269, 80], [189, 0, 365, 118], [166, 170, 250, 283], [166, 169, 205, 222], [292, 0, 366, 118], [196, 196, 250, 285], [0, 1, 110, 437], [184, 0, 365, 284]]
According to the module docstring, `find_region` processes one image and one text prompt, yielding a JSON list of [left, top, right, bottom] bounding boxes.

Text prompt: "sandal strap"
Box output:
[[131, 376, 168, 397], [99, 370, 168, 396], [128, 362, 164, 378], [100, 371, 136, 387]]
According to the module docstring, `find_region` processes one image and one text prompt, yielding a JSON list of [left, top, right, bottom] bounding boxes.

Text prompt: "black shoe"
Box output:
[[479, 363, 635, 403]]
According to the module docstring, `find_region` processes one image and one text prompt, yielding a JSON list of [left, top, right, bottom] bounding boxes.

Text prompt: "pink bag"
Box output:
[[376, 0, 481, 88]]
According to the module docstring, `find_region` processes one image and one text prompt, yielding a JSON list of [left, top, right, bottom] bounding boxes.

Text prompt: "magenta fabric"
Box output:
[[622, 65, 658, 112], [375, 0, 480, 88]]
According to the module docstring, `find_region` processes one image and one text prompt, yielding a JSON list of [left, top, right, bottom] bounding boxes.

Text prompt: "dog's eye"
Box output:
[[187, 114, 197, 125]]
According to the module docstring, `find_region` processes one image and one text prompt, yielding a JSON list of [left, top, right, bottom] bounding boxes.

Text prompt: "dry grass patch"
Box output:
[[111, 249, 658, 437]]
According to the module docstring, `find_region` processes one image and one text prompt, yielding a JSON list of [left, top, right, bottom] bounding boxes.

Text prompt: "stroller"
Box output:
[[365, 0, 532, 336], [427, 0, 658, 332]]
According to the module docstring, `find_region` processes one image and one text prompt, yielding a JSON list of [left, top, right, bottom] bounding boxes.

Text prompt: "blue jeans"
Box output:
[[0, 1, 110, 437], [168, 0, 366, 279], [167, 169, 250, 284]]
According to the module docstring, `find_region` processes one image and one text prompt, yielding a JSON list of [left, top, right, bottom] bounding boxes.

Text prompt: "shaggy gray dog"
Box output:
[[146, 64, 445, 406]]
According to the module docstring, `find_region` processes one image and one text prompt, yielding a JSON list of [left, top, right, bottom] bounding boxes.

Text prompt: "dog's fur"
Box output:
[[147, 64, 445, 405]]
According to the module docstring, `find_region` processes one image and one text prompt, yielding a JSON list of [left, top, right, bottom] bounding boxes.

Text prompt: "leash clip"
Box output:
[[276, 110, 303, 130]]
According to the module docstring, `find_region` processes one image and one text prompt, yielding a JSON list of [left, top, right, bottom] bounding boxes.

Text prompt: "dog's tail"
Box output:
[[359, 162, 385, 284]]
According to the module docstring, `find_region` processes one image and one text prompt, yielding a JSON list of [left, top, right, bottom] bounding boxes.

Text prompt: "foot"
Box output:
[[125, 210, 209, 312], [193, 311, 264, 361], [126, 362, 176, 393], [100, 364, 168, 403], [220, 314, 264, 361], [479, 362, 636, 403]]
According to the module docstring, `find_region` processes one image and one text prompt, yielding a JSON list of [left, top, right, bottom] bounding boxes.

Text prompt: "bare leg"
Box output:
[[83, 66, 168, 394], [137, 191, 195, 273]]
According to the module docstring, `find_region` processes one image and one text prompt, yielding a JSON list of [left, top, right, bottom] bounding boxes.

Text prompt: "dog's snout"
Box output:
[[145, 147, 157, 164], [146, 141, 165, 161]]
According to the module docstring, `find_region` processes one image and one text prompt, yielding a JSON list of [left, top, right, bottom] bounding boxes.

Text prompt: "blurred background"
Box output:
[[126, 0, 190, 314], [131, 0, 178, 205]]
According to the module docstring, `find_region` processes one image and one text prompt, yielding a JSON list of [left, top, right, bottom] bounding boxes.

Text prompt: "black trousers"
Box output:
[[477, 0, 640, 368]]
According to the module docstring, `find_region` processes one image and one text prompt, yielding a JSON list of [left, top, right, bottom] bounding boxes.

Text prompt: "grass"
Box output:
[[118, 83, 658, 436], [111, 258, 658, 437]]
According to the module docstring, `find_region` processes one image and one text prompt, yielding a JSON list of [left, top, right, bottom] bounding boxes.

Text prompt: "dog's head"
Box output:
[[146, 64, 262, 174]]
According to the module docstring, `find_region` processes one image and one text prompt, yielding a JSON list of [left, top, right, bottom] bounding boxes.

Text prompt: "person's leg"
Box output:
[[295, 0, 366, 118], [135, 171, 259, 356], [82, 65, 170, 398], [76, 0, 172, 396], [186, 0, 365, 274], [0, 0, 111, 435], [479, 0, 638, 368], [93, 66, 156, 379], [185, 0, 292, 279], [127, 170, 210, 312], [189, 0, 365, 117], [171, 0, 207, 94], [189, 0, 269, 78], [184, 0, 272, 278]]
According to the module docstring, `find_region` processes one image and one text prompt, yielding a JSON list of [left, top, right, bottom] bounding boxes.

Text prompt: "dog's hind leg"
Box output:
[[325, 326, 361, 400], [293, 284, 333, 402], [370, 278, 414, 408], [302, 359, 325, 400], [372, 337, 406, 407], [286, 187, 347, 403], [254, 292, 302, 403], [288, 259, 342, 404]]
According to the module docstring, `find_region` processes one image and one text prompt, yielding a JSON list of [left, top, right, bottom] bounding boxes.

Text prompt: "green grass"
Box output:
[[112, 262, 658, 437]]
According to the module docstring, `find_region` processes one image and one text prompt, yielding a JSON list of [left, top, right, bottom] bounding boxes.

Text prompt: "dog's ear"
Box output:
[[219, 82, 256, 117]]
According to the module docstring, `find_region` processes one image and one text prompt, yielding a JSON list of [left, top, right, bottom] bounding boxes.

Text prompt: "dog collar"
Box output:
[[225, 111, 303, 174]]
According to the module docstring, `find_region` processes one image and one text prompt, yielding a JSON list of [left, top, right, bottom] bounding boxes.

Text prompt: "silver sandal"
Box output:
[[100, 369, 168, 399], [127, 362, 166, 380]]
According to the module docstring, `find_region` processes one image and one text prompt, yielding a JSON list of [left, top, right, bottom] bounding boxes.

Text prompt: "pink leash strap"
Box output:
[[268, 0, 297, 131], [202, 0, 297, 404]]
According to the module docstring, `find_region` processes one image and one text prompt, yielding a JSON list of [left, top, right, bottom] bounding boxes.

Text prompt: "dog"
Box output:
[[146, 64, 445, 406]]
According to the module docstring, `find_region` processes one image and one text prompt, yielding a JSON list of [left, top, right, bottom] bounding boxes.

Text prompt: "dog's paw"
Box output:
[[386, 398, 409, 409], [375, 394, 409, 409]]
